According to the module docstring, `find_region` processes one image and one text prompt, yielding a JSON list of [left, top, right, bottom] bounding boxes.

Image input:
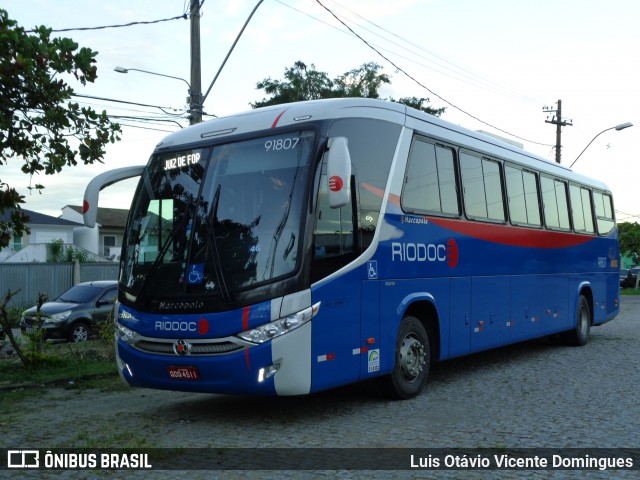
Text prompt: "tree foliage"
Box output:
[[251, 60, 446, 116], [0, 9, 121, 247], [618, 222, 640, 265]]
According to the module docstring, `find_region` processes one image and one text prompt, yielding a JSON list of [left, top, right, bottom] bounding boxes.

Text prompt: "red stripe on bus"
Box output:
[[271, 109, 288, 128], [360, 182, 595, 249], [361, 182, 400, 206], [242, 306, 250, 331], [245, 349, 251, 371], [428, 217, 594, 249]]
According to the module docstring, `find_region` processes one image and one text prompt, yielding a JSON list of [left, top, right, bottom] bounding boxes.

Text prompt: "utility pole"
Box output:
[[189, 0, 202, 124], [543, 100, 572, 164]]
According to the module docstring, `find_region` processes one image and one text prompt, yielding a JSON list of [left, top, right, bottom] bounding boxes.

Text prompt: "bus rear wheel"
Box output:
[[563, 295, 591, 346], [378, 315, 430, 399]]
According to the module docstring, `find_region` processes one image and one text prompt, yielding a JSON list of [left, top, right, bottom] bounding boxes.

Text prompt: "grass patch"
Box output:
[[621, 288, 640, 295], [0, 340, 117, 389], [70, 427, 154, 449]]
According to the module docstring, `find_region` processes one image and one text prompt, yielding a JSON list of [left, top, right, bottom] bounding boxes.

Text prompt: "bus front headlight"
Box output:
[[237, 302, 320, 344], [116, 321, 139, 343]]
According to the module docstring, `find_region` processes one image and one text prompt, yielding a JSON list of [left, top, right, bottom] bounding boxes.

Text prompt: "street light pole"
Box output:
[[189, 0, 202, 125], [114, 66, 196, 124], [114, 66, 190, 89], [570, 122, 633, 168]]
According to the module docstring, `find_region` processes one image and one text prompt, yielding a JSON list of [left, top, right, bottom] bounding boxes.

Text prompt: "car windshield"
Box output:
[[56, 285, 102, 304], [120, 130, 316, 309]]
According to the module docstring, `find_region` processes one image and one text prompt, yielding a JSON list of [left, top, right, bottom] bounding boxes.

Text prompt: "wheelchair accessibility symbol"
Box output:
[[187, 264, 205, 285], [367, 260, 378, 280]]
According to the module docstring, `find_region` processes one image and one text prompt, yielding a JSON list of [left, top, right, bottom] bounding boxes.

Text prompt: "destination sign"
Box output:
[[163, 152, 201, 171]]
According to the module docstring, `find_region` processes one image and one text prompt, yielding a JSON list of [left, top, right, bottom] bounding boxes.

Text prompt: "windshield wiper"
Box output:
[[206, 184, 234, 305], [263, 162, 300, 279]]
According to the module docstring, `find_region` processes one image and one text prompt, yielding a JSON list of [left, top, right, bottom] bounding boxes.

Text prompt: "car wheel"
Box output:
[[377, 315, 430, 399], [69, 322, 90, 343]]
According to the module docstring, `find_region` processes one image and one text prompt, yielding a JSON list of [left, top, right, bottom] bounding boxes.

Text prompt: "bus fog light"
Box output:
[[258, 363, 280, 382]]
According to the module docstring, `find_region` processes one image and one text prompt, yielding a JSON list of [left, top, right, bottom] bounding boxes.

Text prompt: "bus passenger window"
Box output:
[[523, 171, 541, 226], [570, 184, 595, 234], [541, 176, 558, 227], [460, 152, 505, 222], [541, 176, 570, 230], [593, 191, 615, 235], [555, 181, 570, 229], [402, 139, 459, 216], [506, 166, 541, 226]]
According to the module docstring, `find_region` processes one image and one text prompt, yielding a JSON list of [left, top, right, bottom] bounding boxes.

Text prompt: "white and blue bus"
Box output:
[[84, 98, 620, 399]]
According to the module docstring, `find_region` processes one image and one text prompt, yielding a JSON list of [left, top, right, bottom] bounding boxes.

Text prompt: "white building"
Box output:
[[1, 206, 129, 262]]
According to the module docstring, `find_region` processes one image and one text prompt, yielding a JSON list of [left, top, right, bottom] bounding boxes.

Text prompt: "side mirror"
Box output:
[[326, 137, 351, 209], [83, 165, 145, 228]]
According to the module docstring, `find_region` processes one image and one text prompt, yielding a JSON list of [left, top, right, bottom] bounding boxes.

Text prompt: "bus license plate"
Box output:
[[167, 366, 200, 381]]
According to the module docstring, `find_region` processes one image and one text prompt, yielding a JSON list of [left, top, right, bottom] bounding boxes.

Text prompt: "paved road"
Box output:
[[4, 297, 640, 479]]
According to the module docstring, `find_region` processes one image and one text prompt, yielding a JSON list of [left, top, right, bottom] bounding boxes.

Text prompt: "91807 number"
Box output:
[[265, 137, 300, 152]]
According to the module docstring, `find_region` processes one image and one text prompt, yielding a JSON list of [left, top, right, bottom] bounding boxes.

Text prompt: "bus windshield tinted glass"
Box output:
[[121, 131, 315, 306]]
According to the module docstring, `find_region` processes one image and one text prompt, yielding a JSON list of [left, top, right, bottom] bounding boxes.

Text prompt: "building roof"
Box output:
[[0, 208, 81, 227], [66, 205, 129, 228]]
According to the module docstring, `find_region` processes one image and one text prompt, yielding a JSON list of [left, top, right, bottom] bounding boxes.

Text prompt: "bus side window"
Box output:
[[402, 138, 459, 217], [593, 191, 615, 235], [505, 166, 541, 227], [569, 184, 595, 234], [541, 176, 571, 230], [460, 151, 505, 222]]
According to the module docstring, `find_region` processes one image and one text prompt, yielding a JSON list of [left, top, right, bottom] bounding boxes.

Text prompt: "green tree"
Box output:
[[0, 9, 121, 247], [618, 222, 640, 265], [251, 60, 445, 116], [333, 62, 390, 98], [253, 61, 334, 106]]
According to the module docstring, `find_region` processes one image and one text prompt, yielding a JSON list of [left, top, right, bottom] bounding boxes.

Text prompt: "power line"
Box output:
[[202, 0, 265, 105], [277, 0, 531, 103], [72, 94, 186, 116], [616, 210, 640, 223], [107, 115, 185, 129], [322, 0, 545, 107], [26, 14, 188, 33], [312, 0, 553, 148]]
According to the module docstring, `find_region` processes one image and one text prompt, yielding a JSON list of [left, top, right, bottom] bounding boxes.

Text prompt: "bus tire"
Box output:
[[563, 295, 591, 346], [378, 315, 430, 399]]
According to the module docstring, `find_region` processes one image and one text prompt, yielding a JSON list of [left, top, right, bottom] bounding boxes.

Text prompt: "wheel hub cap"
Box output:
[[399, 335, 425, 382]]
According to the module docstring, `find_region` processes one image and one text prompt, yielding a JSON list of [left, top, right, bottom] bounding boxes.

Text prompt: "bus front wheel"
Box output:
[[378, 315, 430, 399], [563, 295, 591, 346]]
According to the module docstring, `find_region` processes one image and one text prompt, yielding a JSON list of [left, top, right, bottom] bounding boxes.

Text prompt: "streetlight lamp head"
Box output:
[[114, 66, 128, 73], [570, 121, 634, 168]]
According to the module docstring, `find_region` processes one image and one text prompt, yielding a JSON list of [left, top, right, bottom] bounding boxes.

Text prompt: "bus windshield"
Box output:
[[121, 130, 316, 308]]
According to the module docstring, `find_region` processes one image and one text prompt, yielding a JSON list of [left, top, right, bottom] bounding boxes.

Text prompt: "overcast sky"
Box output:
[[3, 0, 639, 222]]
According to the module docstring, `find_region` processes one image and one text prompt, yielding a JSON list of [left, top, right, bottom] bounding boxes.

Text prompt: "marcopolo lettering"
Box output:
[[158, 300, 205, 310]]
